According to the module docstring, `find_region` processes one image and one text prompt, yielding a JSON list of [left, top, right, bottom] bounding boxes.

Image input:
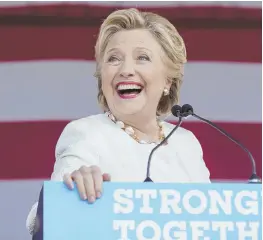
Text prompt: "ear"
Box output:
[[165, 77, 173, 91]]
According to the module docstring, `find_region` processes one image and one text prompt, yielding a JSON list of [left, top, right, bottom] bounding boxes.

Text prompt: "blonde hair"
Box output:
[[94, 8, 187, 116]]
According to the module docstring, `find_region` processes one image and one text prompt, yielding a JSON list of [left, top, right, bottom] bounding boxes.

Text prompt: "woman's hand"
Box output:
[[63, 165, 111, 203]]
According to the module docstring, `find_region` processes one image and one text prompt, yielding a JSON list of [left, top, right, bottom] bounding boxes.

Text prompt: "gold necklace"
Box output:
[[106, 111, 166, 144]]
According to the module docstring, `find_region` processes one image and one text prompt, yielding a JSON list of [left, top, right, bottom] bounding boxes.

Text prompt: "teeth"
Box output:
[[117, 84, 142, 90]]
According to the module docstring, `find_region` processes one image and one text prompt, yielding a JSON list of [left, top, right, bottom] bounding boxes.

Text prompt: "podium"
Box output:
[[33, 182, 262, 240]]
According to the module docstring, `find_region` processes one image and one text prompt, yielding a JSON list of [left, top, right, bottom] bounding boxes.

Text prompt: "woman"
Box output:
[[26, 8, 210, 234]]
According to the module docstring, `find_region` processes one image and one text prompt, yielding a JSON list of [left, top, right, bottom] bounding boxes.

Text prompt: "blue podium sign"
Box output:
[[43, 182, 262, 239]]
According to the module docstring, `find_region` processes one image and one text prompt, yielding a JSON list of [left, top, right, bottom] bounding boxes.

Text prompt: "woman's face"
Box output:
[[100, 29, 171, 118]]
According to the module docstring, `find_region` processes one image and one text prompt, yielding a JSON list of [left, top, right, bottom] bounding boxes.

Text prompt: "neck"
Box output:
[[111, 112, 160, 140]]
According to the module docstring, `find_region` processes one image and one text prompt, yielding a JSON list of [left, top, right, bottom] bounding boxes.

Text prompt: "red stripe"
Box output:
[[0, 4, 261, 63], [179, 121, 262, 180], [0, 4, 260, 21], [0, 26, 261, 63], [0, 121, 261, 180]]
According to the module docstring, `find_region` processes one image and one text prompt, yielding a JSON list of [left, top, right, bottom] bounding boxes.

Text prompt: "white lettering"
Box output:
[[237, 222, 259, 240], [163, 221, 187, 240], [235, 191, 258, 215], [136, 220, 161, 240], [183, 190, 207, 214], [212, 221, 234, 240], [190, 222, 210, 240], [113, 220, 135, 240], [159, 190, 182, 214], [135, 189, 157, 214], [114, 189, 133, 214], [209, 190, 233, 215]]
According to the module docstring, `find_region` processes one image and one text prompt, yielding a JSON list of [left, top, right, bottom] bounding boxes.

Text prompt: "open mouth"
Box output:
[[116, 82, 143, 99]]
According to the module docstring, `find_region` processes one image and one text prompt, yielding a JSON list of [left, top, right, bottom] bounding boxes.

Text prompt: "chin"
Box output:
[[111, 101, 146, 116]]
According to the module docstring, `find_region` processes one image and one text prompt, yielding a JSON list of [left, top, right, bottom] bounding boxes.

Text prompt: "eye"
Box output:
[[138, 55, 150, 61], [107, 55, 120, 63]]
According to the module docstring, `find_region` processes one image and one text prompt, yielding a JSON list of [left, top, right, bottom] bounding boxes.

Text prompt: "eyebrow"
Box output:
[[136, 47, 152, 53], [106, 48, 119, 54], [106, 47, 152, 54]]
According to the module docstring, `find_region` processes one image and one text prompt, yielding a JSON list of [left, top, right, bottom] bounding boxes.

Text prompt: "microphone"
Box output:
[[144, 105, 183, 182], [181, 104, 261, 184]]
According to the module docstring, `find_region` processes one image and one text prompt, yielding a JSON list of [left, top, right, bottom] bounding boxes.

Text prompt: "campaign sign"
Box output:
[[43, 182, 262, 240]]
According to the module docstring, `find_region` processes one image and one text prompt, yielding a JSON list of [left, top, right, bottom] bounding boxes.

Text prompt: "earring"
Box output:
[[163, 88, 169, 96]]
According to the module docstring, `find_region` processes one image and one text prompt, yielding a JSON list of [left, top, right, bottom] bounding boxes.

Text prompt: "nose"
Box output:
[[120, 71, 134, 78], [119, 59, 135, 78]]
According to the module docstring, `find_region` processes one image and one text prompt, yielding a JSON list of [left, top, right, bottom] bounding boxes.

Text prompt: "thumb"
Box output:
[[102, 173, 111, 182]]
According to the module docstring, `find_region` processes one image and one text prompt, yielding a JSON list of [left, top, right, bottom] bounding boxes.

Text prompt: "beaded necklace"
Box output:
[[106, 111, 166, 144]]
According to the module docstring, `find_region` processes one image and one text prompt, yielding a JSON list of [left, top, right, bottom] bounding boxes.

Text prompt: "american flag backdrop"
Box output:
[[0, 1, 261, 239]]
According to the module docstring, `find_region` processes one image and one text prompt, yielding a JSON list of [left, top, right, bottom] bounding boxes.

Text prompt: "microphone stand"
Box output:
[[144, 116, 183, 182], [192, 113, 261, 184]]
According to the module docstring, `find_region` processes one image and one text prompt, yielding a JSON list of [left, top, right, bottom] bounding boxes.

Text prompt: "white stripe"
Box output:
[[0, 60, 261, 122], [0, 1, 261, 8]]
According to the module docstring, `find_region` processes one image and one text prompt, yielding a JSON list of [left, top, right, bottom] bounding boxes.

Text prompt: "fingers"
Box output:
[[63, 173, 74, 190], [81, 167, 96, 203], [63, 165, 110, 203], [102, 173, 111, 182], [91, 166, 103, 199], [71, 170, 87, 200]]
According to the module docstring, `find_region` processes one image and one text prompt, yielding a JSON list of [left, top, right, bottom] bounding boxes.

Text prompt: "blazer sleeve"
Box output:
[[26, 120, 100, 234], [51, 120, 100, 181]]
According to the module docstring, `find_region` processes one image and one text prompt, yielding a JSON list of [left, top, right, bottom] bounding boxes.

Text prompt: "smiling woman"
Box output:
[[100, 29, 175, 121], [95, 9, 186, 120], [26, 8, 210, 236]]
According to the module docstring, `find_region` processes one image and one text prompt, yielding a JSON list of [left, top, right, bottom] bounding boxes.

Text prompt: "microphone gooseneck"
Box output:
[[144, 105, 183, 182], [181, 104, 261, 184]]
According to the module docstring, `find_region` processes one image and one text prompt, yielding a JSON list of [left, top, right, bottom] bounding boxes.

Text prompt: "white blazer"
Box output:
[[26, 113, 210, 233]]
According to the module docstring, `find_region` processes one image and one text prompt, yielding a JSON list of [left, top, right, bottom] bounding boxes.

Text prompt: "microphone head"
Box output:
[[182, 104, 194, 116], [171, 105, 182, 117]]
